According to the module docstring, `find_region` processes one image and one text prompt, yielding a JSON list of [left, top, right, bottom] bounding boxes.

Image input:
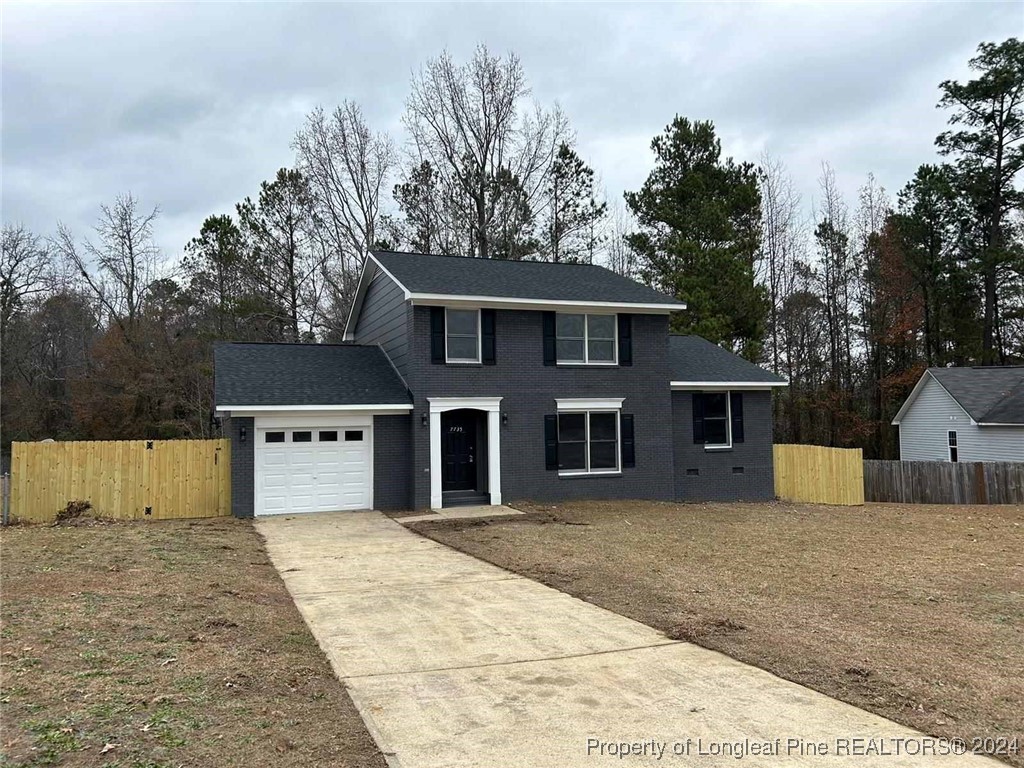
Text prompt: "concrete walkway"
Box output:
[[257, 511, 992, 768]]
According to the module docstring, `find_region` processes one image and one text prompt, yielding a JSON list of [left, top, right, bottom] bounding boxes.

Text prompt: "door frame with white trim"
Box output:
[[428, 397, 502, 509]]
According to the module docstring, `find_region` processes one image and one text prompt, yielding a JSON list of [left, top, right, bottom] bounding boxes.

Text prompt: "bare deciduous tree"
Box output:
[[1, 224, 51, 339], [52, 193, 161, 335], [603, 200, 639, 278], [294, 102, 396, 321], [404, 44, 568, 258], [757, 153, 805, 377]]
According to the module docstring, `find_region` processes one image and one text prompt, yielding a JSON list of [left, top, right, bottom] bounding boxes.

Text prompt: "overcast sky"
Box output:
[[3, 2, 1019, 260]]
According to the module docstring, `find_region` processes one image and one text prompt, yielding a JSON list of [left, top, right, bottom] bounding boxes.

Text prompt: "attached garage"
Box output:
[[214, 343, 414, 518], [256, 424, 372, 515]]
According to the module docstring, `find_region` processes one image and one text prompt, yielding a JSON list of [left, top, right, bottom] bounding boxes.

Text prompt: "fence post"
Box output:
[[2, 472, 10, 526]]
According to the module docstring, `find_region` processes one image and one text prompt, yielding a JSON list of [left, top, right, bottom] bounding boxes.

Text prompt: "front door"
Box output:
[[442, 410, 478, 491]]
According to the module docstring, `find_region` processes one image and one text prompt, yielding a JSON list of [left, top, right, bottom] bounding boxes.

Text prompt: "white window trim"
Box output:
[[947, 430, 958, 462], [702, 390, 732, 450], [445, 307, 482, 364], [556, 312, 618, 366], [555, 405, 622, 476]]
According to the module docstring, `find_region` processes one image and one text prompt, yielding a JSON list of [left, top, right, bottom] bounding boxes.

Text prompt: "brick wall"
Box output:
[[403, 307, 676, 509], [671, 390, 775, 502], [227, 416, 254, 518], [373, 414, 413, 510]]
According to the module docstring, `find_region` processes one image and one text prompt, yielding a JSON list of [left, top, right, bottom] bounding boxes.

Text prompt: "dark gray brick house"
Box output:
[[214, 251, 786, 517]]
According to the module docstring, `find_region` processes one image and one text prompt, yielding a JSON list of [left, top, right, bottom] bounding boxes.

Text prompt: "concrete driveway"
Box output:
[[257, 511, 992, 768]]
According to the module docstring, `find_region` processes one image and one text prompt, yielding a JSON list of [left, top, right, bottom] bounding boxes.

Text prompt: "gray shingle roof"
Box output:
[[214, 343, 410, 407], [929, 367, 1024, 424], [372, 250, 684, 306], [668, 335, 786, 384]]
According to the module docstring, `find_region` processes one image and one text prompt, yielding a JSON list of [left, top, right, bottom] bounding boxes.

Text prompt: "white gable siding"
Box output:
[[899, 375, 1024, 462], [899, 377, 968, 460]]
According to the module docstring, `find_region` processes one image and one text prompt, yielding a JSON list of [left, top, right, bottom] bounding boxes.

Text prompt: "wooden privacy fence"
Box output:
[[773, 444, 864, 506], [10, 439, 231, 523], [864, 460, 1024, 505]]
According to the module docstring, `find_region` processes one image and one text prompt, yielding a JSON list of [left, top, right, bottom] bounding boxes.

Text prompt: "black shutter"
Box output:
[[544, 415, 559, 470], [730, 392, 744, 443], [692, 393, 705, 444], [430, 307, 446, 364], [617, 314, 632, 366], [481, 309, 496, 365], [542, 311, 556, 366], [620, 413, 635, 468]]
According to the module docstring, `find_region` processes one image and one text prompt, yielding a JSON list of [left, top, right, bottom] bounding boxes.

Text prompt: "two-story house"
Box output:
[[214, 250, 787, 517]]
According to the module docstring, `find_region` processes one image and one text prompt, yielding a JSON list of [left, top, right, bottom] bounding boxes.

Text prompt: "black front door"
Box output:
[[442, 410, 478, 491]]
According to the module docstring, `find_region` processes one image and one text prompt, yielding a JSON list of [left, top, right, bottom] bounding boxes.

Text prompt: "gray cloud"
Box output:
[[2, 1, 1018, 259]]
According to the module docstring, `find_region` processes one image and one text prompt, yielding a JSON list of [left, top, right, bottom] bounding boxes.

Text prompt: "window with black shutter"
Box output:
[[693, 391, 740, 449]]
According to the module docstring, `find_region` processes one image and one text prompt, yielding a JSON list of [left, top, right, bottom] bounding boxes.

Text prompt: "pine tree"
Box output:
[[624, 117, 766, 357]]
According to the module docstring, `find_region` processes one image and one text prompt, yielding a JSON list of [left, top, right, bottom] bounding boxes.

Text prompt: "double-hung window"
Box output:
[[700, 392, 730, 448], [557, 410, 620, 475], [445, 308, 480, 363], [693, 391, 742, 450], [948, 431, 958, 463], [556, 313, 616, 364]]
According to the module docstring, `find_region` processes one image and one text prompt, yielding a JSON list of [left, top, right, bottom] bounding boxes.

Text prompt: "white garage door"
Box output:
[[256, 427, 371, 515]]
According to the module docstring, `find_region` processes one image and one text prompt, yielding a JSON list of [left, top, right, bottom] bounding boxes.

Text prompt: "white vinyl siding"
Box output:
[[898, 376, 1024, 462]]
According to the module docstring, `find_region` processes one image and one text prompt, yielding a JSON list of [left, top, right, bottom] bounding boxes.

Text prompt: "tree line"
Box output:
[[2, 39, 1021, 459]]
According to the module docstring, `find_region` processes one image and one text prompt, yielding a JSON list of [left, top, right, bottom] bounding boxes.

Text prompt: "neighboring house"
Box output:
[[214, 250, 787, 517], [892, 367, 1024, 462]]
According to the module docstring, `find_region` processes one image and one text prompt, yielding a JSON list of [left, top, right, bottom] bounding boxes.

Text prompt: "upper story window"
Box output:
[[445, 308, 480, 363], [556, 313, 617, 365]]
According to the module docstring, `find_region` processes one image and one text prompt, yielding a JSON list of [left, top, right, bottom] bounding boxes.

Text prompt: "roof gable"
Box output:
[[214, 343, 410, 408], [374, 250, 683, 306], [344, 251, 685, 339], [893, 367, 1024, 425]]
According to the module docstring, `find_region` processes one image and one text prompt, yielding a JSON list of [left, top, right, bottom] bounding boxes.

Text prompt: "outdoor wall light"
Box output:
[[239, 426, 247, 443], [421, 413, 429, 427]]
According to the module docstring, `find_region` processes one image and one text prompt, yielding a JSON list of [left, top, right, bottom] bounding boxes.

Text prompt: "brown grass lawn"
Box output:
[[410, 500, 1024, 765], [0, 517, 385, 768]]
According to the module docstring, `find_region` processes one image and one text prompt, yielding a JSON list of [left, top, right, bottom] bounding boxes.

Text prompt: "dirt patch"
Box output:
[[1, 518, 385, 768], [410, 499, 1024, 766]]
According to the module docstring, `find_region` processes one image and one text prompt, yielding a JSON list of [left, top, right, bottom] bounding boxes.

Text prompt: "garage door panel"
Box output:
[[263, 473, 289, 489], [256, 426, 372, 516]]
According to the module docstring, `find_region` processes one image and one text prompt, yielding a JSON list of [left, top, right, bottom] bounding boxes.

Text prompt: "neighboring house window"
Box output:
[[948, 430, 958, 463], [556, 313, 617, 364], [692, 392, 745, 449], [556, 410, 620, 475], [445, 308, 480, 363]]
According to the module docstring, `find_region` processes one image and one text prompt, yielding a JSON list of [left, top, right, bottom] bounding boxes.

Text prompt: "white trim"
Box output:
[[892, 370, 975, 425], [427, 397, 503, 508], [947, 429, 958, 463], [444, 307, 482, 364], [342, 253, 414, 341], [342, 256, 374, 341], [409, 293, 681, 314], [977, 422, 1024, 427], [217, 404, 413, 415], [556, 397, 625, 411], [699, 390, 732, 450], [671, 381, 788, 390], [555, 408, 621, 476], [428, 397, 503, 411], [555, 312, 618, 365]]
